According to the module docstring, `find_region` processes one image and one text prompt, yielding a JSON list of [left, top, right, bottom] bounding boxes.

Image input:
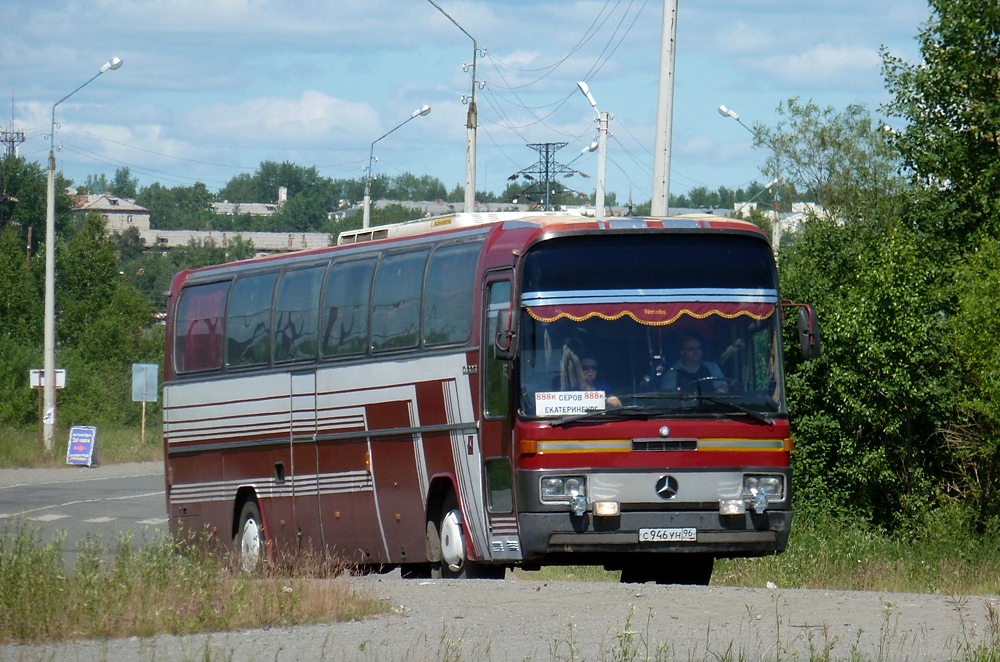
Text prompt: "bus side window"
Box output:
[[484, 279, 512, 418], [322, 257, 376, 358], [174, 280, 229, 373], [424, 241, 480, 346], [274, 264, 325, 363], [226, 272, 278, 368], [372, 249, 429, 352]]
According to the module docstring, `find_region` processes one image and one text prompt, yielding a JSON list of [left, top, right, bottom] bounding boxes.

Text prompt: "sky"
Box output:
[[1, 0, 931, 204]]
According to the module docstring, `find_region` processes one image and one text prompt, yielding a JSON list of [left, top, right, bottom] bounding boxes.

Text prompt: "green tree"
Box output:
[[136, 182, 215, 230], [0, 155, 72, 254], [781, 218, 955, 525], [110, 167, 139, 199], [0, 227, 40, 343], [81, 172, 110, 194], [754, 98, 907, 224], [882, 0, 1000, 246]]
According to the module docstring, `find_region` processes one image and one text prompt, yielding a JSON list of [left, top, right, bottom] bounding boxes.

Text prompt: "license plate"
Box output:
[[639, 527, 697, 542]]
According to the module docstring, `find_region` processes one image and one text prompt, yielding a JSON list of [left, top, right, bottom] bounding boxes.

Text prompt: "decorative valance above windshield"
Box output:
[[524, 301, 775, 327]]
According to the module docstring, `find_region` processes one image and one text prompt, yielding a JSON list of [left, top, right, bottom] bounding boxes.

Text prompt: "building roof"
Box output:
[[73, 193, 149, 214]]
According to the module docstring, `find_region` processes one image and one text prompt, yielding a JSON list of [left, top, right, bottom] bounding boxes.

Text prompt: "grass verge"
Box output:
[[0, 522, 386, 644], [0, 425, 163, 467]]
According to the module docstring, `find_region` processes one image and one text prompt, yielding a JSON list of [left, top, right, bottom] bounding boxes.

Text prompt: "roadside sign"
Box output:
[[131, 363, 159, 446], [29, 369, 66, 389], [131, 363, 158, 402], [66, 426, 98, 467]]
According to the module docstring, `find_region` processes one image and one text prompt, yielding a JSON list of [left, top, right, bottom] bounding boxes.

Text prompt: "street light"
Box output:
[[43, 56, 123, 452], [576, 81, 610, 217], [719, 105, 785, 250], [362, 104, 431, 228], [717, 104, 755, 137]]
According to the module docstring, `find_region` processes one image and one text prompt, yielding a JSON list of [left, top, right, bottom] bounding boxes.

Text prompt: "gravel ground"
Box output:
[[3, 572, 999, 661]]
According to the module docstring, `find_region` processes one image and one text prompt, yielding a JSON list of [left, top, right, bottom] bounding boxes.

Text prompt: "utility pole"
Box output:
[[426, 0, 482, 213], [650, 0, 679, 216]]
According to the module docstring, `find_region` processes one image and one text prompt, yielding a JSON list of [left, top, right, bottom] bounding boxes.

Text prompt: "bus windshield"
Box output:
[[517, 233, 785, 420]]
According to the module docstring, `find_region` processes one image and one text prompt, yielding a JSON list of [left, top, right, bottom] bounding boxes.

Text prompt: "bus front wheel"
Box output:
[[236, 501, 265, 573]]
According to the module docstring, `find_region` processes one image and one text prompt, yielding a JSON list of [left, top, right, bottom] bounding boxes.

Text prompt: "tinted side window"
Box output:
[[174, 280, 229, 374], [484, 279, 512, 418], [321, 257, 376, 358], [274, 264, 325, 363], [424, 242, 480, 346], [372, 249, 429, 352], [226, 272, 278, 368]]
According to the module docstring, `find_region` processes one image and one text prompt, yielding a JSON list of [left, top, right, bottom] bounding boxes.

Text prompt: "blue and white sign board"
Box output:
[[66, 426, 98, 467], [131, 363, 158, 402]]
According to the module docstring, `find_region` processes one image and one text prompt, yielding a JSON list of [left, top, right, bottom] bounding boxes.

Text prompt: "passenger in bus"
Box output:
[[580, 356, 623, 408], [560, 338, 622, 407], [661, 336, 728, 395]]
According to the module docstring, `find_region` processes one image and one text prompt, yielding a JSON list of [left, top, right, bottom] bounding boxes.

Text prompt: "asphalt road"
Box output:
[[0, 461, 168, 565]]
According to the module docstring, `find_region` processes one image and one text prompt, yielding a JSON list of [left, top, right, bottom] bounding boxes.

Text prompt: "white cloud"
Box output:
[[190, 91, 377, 147], [754, 44, 883, 89]]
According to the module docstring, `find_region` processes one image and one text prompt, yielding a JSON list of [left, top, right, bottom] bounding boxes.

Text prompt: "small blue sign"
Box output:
[[66, 426, 98, 467], [132, 363, 158, 402]]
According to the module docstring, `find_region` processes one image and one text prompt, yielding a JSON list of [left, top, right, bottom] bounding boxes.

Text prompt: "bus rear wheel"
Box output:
[[236, 501, 265, 573]]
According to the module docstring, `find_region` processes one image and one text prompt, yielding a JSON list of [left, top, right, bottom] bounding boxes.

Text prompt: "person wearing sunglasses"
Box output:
[[580, 356, 622, 408]]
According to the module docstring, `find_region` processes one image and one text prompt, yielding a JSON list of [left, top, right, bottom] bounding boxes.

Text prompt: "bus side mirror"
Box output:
[[797, 306, 821, 359], [494, 308, 515, 361]]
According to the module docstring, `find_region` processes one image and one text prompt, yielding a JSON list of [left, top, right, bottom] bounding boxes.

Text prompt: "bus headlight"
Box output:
[[742, 474, 784, 514], [540, 475, 588, 514], [743, 475, 784, 500]]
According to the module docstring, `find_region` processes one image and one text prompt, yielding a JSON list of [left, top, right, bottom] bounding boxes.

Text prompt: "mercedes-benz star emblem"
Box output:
[[655, 475, 679, 499]]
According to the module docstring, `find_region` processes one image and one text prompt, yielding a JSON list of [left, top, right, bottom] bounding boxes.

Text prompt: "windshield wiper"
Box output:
[[549, 406, 657, 427], [697, 396, 775, 425]]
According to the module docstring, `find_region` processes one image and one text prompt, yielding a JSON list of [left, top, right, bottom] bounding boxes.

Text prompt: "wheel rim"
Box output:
[[440, 507, 466, 573], [240, 516, 262, 572]]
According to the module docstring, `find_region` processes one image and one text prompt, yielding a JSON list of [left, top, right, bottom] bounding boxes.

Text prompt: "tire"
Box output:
[[235, 501, 265, 573], [438, 492, 469, 578], [436, 491, 504, 579]]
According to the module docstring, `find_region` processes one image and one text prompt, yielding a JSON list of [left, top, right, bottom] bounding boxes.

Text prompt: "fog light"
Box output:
[[719, 499, 746, 515], [748, 488, 769, 514], [569, 494, 588, 517], [593, 501, 620, 517]]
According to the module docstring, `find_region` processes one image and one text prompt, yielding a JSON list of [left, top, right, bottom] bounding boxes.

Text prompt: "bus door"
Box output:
[[289, 370, 321, 552], [480, 274, 521, 562]]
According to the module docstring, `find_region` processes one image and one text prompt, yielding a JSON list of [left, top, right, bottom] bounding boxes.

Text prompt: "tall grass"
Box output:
[[0, 522, 386, 644], [0, 424, 162, 467], [715, 504, 1000, 595]]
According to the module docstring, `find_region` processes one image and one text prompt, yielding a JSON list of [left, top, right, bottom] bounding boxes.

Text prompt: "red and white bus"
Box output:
[[163, 212, 819, 584]]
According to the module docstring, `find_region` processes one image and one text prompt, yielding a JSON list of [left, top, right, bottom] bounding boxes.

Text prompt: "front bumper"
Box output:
[[517, 509, 791, 560]]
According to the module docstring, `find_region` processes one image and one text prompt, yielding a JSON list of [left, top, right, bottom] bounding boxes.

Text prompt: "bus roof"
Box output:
[[336, 212, 764, 245]]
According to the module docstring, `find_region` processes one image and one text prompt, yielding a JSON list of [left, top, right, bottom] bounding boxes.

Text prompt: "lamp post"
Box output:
[[577, 82, 610, 217], [426, 0, 480, 213], [718, 105, 784, 251], [43, 56, 123, 452], [363, 105, 431, 229], [717, 104, 755, 137]]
